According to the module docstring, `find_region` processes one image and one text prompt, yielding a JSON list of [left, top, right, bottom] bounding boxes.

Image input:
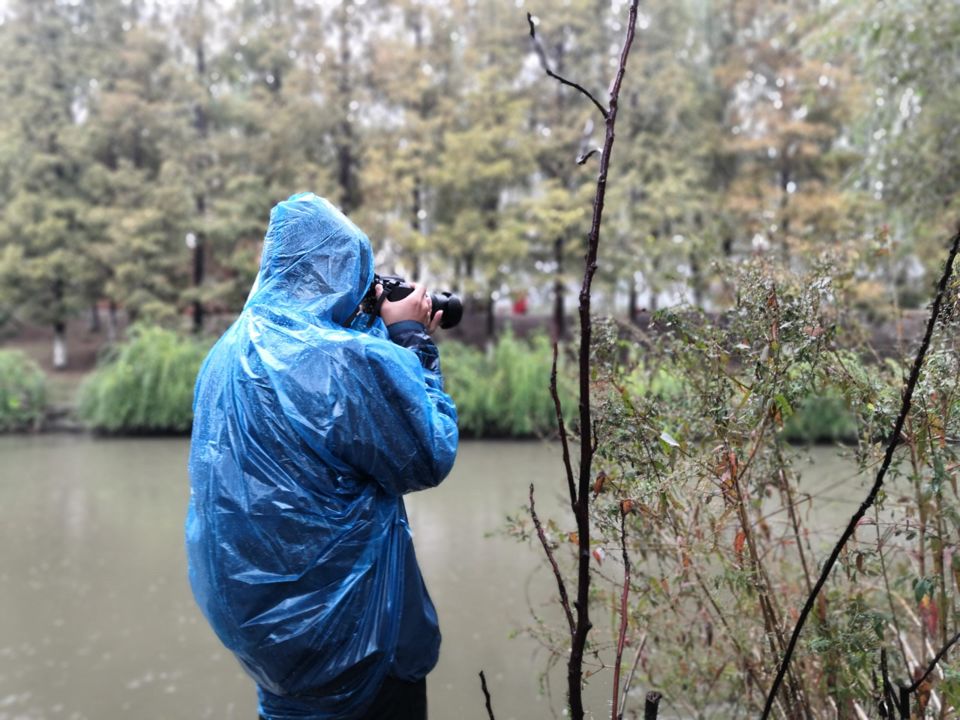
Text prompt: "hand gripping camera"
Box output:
[[360, 274, 463, 329]]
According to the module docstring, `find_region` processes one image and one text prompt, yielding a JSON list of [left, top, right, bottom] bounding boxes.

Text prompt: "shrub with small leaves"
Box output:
[[0, 350, 47, 431]]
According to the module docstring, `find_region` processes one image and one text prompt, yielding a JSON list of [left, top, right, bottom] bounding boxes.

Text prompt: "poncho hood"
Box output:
[[246, 192, 373, 326]]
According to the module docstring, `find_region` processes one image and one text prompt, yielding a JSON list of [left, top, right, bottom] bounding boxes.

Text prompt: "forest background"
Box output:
[[0, 0, 956, 371]]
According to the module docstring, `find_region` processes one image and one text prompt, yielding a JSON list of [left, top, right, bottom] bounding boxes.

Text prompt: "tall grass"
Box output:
[[78, 325, 210, 433], [0, 350, 47, 431], [440, 332, 574, 438]]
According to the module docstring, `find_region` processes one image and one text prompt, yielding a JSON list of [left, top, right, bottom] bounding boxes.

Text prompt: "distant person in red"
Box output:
[[512, 292, 528, 316]]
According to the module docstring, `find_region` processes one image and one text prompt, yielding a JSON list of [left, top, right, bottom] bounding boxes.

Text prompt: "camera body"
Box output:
[[361, 274, 463, 329]]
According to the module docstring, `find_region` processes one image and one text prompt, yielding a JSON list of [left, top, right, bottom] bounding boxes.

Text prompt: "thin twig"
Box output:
[[905, 629, 960, 695], [611, 503, 632, 720], [527, 13, 609, 119], [760, 227, 960, 719], [577, 148, 601, 165], [774, 441, 813, 595], [530, 483, 576, 637], [619, 633, 647, 716], [479, 670, 497, 720]]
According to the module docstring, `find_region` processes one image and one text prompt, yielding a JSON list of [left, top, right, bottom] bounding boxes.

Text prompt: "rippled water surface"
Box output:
[[0, 436, 865, 719]]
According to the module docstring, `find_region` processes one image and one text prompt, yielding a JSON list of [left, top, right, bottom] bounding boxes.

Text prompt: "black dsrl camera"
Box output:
[[361, 274, 463, 329]]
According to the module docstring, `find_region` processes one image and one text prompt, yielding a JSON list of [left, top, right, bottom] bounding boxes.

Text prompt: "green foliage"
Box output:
[[0, 350, 47, 431], [78, 325, 210, 433], [783, 392, 857, 443], [807, 593, 886, 703], [440, 332, 574, 438], [535, 257, 939, 716], [849, 0, 960, 270]]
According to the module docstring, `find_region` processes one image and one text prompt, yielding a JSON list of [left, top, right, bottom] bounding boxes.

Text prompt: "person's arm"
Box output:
[[270, 333, 457, 496], [346, 336, 458, 494]]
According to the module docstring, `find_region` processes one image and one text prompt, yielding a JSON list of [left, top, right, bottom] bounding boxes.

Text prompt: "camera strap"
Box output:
[[366, 293, 388, 327], [343, 293, 388, 329]]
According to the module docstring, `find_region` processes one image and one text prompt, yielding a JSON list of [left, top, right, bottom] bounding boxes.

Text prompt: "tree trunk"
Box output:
[[52, 278, 68, 369], [628, 278, 638, 324], [89, 303, 100, 333], [192, 5, 208, 334], [778, 162, 791, 266], [336, 1, 361, 212], [486, 290, 495, 340], [690, 213, 705, 306], [106, 300, 118, 343], [193, 195, 206, 333], [52, 320, 68, 370], [553, 236, 565, 341], [410, 177, 422, 278], [722, 235, 733, 257], [689, 250, 703, 307]]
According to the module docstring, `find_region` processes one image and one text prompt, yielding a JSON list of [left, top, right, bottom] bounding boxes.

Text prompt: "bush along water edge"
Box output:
[[0, 349, 47, 431], [77, 325, 211, 434], [0, 324, 860, 440]]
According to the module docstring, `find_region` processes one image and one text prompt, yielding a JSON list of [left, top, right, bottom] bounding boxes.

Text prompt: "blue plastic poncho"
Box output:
[[185, 193, 458, 719]]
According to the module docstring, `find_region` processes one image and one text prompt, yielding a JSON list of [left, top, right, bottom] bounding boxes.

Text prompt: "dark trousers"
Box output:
[[260, 677, 427, 720]]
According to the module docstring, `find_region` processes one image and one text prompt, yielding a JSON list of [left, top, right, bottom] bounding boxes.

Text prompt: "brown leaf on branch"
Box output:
[[734, 530, 746, 557], [592, 471, 607, 497], [919, 594, 939, 637]]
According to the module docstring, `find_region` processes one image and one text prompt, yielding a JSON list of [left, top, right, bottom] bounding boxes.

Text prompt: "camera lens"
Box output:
[[430, 292, 463, 329]]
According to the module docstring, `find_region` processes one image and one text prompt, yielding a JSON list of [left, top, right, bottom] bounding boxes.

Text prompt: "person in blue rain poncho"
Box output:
[[185, 193, 459, 720]]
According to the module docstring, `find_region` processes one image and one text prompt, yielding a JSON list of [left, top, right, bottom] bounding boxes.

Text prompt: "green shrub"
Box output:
[[783, 392, 858, 443], [440, 332, 574, 438], [78, 325, 211, 433], [0, 350, 47, 431], [623, 362, 687, 400]]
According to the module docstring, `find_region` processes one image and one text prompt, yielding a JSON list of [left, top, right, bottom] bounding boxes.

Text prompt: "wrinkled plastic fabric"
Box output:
[[185, 193, 458, 719]]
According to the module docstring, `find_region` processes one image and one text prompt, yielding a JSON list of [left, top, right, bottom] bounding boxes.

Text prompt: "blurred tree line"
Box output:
[[0, 0, 955, 367]]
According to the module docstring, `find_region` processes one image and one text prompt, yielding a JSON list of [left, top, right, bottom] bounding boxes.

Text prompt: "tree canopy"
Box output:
[[0, 0, 952, 358]]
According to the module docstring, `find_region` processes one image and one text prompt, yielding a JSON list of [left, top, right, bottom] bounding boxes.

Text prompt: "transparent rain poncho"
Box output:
[[185, 193, 458, 719]]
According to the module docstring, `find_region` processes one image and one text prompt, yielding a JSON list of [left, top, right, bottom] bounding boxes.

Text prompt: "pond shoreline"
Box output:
[[7, 422, 861, 450]]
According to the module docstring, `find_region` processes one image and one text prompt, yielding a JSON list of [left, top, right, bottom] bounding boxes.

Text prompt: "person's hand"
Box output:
[[426, 309, 444, 333], [378, 282, 432, 327]]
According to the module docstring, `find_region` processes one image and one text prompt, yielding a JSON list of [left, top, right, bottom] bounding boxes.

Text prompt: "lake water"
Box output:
[[0, 437, 868, 719]]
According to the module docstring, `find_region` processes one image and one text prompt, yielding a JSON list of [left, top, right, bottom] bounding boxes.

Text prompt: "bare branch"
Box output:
[[551, 343, 577, 506], [566, 3, 641, 717], [576, 148, 601, 165], [479, 670, 497, 720], [905, 628, 960, 696], [527, 13, 609, 119], [612, 503, 633, 720], [530, 483, 576, 638], [760, 226, 960, 719]]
